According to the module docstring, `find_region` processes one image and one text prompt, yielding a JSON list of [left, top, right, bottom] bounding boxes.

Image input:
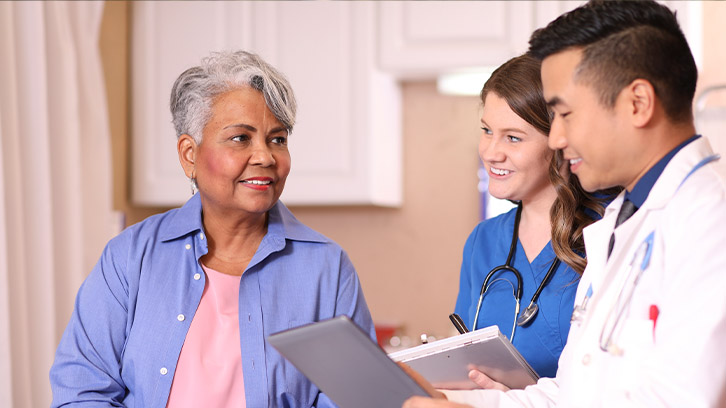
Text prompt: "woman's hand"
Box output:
[[467, 367, 510, 391]]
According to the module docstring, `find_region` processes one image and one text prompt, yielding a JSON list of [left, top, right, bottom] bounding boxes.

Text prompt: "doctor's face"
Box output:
[[542, 48, 638, 192], [479, 92, 553, 205]]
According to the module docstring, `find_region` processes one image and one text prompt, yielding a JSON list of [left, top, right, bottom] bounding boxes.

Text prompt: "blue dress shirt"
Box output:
[[50, 194, 375, 407], [454, 208, 580, 378]]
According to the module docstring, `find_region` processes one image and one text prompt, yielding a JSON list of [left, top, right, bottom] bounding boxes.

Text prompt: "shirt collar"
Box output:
[[159, 193, 327, 244], [267, 201, 328, 244], [160, 193, 205, 241], [625, 134, 700, 207]]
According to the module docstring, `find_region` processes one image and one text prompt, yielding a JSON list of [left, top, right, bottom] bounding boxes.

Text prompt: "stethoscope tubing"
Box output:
[[472, 202, 561, 339]]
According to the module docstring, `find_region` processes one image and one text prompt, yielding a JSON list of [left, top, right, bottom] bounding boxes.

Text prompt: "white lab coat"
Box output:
[[444, 136, 726, 407]]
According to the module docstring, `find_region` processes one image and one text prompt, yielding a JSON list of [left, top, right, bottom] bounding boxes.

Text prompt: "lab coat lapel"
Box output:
[[582, 204, 648, 322], [581, 193, 623, 293]]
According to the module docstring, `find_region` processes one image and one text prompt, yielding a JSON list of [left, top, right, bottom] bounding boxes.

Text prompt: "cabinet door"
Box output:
[[131, 1, 402, 207], [378, 0, 703, 80], [378, 1, 584, 78], [130, 1, 255, 206]]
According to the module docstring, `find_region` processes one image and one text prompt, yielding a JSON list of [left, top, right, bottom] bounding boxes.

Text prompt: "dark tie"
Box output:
[[607, 199, 638, 259]]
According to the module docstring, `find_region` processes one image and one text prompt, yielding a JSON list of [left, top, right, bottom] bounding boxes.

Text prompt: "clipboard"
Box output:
[[388, 325, 539, 389], [267, 315, 431, 408]]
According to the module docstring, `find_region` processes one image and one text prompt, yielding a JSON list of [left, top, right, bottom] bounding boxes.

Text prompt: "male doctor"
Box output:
[[404, 1, 726, 407]]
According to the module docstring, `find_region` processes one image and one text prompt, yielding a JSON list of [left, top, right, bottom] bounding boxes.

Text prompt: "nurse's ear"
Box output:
[[624, 78, 656, 128]]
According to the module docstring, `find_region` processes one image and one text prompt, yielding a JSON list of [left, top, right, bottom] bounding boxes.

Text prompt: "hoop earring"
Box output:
[[190, 177, 198, 195]]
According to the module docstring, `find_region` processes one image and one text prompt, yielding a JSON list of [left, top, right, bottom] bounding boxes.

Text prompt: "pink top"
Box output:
[[166, 264, 245, 408]]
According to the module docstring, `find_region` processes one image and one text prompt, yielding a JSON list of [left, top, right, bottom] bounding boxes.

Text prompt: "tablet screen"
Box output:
[[267, 315, 431, 408]]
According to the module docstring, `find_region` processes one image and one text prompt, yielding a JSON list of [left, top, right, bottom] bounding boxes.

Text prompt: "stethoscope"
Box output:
[[472, 202, 561, 341]]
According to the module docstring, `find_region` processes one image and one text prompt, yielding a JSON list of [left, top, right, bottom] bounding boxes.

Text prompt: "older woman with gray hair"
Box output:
[[50, 50, 375, 407]]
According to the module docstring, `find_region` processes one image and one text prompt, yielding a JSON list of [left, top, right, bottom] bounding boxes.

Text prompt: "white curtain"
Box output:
[[0, 2, 115, 406]]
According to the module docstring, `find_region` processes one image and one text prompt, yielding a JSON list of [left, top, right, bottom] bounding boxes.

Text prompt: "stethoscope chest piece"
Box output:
[[516, 302, 539, 327]]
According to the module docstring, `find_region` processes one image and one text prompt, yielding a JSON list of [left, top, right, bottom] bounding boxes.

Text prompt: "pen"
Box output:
[[449, 313, 470, 334], [649, 304, 659, 340]]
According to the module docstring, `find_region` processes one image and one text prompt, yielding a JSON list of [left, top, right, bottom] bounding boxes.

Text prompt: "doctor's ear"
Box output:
[[177, 134, 197, 178], [625, 79, 656, 128]]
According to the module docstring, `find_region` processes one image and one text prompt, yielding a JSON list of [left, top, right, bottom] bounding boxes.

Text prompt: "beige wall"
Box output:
[[100, 1, 726, 343]]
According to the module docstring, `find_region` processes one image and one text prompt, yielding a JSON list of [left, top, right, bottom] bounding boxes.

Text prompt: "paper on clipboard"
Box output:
[[388, 325, 539, 390]]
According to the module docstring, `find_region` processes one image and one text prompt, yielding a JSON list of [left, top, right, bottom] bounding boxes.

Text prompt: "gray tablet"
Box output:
[[267, 315, 431, 408]]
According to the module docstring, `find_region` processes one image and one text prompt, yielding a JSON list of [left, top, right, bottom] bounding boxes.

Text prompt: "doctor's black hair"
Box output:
[[528, 0, 697, 123]]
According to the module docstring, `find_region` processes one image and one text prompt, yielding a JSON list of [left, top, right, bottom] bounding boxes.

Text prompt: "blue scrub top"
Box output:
[[454, 207, 580, 377]]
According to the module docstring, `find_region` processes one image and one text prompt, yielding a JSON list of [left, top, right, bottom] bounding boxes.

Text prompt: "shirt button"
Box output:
[[582, 354, 591, 366], [177, 314, 185, 322], [185, 244, 191, 250], [199, 233, 205, 240], [193, 273, 201, 280], [160, 367, 168, 375]]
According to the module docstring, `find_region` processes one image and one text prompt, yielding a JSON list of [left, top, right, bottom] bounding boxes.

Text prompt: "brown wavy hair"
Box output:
[[480, 54, 614, 274]]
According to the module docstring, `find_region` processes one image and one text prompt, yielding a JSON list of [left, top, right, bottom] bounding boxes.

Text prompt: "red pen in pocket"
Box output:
[[649, 304, 659, 341]]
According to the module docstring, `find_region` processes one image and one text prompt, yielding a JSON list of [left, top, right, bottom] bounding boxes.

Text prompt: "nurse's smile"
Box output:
[[489, 167, 512, 177]]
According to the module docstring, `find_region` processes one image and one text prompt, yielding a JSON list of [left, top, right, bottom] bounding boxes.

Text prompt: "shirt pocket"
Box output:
[[271, 320, 317, 407]]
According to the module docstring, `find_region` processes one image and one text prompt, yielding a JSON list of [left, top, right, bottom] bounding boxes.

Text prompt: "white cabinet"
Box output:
[[377, 1, 701, 79], [377, 1, 584, 78], [131, 1, 401, 207]]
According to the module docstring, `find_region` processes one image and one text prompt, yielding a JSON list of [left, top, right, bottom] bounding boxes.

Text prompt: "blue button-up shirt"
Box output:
[[50, 194, 375, 407]]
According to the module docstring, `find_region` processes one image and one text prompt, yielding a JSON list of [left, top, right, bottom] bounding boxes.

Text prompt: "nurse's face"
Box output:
[[479, 92, 554, 204]]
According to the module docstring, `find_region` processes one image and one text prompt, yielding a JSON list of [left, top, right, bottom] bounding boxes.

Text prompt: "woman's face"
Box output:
[[191, 87, 291, 218], [479, 92, 553, 204]]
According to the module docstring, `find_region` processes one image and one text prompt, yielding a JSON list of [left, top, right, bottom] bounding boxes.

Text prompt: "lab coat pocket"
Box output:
[[614, 318, 655, 391]]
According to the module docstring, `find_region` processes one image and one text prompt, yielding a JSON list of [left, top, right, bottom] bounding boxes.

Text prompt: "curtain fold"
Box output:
[[0, 2, 115, 407]]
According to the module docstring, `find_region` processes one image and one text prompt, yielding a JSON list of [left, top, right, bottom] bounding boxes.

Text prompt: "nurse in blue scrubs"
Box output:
[[454, 54, 614, 379]]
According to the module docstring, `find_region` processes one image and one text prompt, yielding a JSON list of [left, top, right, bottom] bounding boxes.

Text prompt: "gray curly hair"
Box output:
[[170, 50, 297, 143]]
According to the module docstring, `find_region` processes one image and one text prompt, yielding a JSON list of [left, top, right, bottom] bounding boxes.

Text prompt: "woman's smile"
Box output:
[[240, 176, 274, 190], [489, 166, 512, 177]]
